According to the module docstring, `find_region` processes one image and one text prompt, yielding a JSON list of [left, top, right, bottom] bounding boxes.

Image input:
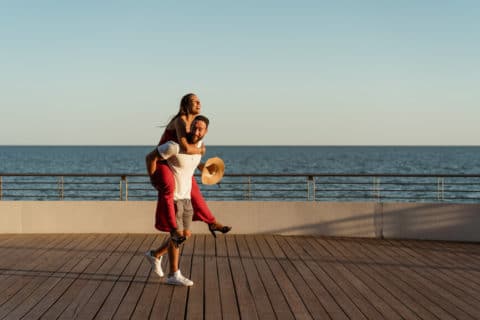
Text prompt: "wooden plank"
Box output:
[[21, 234, 117, 320], [0, 234, 66, 299], [186, 235, 205, 319], [268, 236, 320, 317], [347, 237, 454, 320], [357, 238, 459, 320], [244, 236, 295, 320], [148, 237, 175, 320], [374, 239, 476, 320], [94, 234, 157, 320], [0, 234, 61, 302], [0, 235, 40, 270], [292, 237, 368, 320], [164, 232, 195, 320], [308, 237, 385, 320], [2, 234, 478, 320], [0, 234, 73, 316], [203, 235, 222, 320], [39, 234, 126, 319], [113, 235, 164, 320], [2, 234, 99, 320], [56, 235, 137, 319], [326, 238, 419, 319], [402, 241, 480, 300], [266, 235, 329, 319], [226, 235, 258, 319], [322, 238, 403, 320], [436, 241, 480, 257], [126, 235, 166, 320], [332, 238, 429, 320], [255, 235, 312, 319], [281, 236, 350, 320], [390, 240, 480, 319], [216, 235, 240, 320], [72, 234, 147, 319], [403, 240, 480, 295], [236, 235, 276, 319]]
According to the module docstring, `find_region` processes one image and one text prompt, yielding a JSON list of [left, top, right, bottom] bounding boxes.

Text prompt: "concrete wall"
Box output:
[[1, 201, 479, 242]]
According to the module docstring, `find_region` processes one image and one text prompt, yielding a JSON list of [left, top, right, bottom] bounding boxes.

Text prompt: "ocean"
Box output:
[[1, 145, 480, 175]]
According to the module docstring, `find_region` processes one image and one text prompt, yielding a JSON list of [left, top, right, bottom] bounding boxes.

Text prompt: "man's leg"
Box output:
[[167, 238, 180, 274], [165, 200, 193, 286], [146, 197, 183, 277]]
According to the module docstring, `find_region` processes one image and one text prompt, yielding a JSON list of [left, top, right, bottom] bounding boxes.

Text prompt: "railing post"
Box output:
[[120, 175, 128, 201], [120, 176, 123, 200], [247, 176, 251, 200], [58, 176, 64, 200], [312, 176, 316, 201], [373, 177, 381, 202], [437, 177, 444, 201], [307, 175, 315, 201], [124, 176, 128, 201]]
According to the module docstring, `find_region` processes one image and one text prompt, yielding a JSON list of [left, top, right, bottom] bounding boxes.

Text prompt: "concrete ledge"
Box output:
[[382, 203, 480, 242], [0, 201, 479, 242]]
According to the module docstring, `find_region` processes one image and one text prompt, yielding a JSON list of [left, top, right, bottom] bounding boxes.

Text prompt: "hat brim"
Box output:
[[201, 157, 225, 185]]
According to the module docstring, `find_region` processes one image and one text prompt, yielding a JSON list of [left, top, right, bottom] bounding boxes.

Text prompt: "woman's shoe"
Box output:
[[208, 222, 232, 238]]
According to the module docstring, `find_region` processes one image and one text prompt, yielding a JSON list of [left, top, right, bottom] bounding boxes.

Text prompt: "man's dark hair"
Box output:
[[192, 115, 209, 128]]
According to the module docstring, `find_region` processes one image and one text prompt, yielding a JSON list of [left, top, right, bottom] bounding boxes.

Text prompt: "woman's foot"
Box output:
[[208, 222, 232, 238]]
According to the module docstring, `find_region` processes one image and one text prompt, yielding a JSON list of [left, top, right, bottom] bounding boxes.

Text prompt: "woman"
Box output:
[[150, 93, 231, 238]]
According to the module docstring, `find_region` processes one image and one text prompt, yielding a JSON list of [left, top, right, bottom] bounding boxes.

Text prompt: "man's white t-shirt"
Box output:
[[166, 142, 202, 200]]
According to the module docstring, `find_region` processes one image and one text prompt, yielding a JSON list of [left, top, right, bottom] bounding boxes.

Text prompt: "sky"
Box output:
[[1, 1, 479, 146]]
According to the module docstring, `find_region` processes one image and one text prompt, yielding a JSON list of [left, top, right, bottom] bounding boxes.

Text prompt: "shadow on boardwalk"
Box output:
[[0, 234, 479, 319]]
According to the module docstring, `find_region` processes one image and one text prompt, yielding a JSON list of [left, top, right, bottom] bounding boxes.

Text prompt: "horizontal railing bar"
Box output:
[[3, 188, 119, 192], [315, 195, 479, 200], [2, 181, 120, 184], [315, 195, 438, 200], [2, 194, 119, 198], [435, 190, 480, 193], [317, 182, 443, 186], [2, 173, 480, 178], [126, 195, 307, 199], [2, 172, 479, 203]]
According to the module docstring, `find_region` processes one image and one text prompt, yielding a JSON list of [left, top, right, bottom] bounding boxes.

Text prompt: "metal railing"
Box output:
[[0, 173, 479, 203]]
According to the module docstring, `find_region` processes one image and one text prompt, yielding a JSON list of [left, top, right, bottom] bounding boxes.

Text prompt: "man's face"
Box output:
[[190, 120, 208, 143]]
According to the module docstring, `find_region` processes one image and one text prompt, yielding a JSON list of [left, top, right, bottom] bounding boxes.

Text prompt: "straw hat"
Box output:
[[199, 157, 225, 185]]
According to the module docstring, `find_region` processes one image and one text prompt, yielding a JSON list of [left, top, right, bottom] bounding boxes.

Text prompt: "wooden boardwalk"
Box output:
[[0, 234, 479, 319]]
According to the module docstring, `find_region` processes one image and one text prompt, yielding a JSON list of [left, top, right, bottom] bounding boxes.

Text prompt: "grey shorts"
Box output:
[[174, 199, 193, 231]]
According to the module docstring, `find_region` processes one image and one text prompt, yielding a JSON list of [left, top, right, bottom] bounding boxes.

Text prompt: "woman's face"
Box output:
[[189, 95, 201, 115]]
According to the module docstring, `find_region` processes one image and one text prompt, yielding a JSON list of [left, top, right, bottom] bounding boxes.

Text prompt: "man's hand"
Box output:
[[200, 144, 206, 155], [170, 230, 186, 247], [149, 175, 161, 191]]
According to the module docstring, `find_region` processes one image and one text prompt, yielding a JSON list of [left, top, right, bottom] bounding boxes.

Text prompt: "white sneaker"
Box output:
[[166, 270, 193, 286], [145, 251, 164, 277]]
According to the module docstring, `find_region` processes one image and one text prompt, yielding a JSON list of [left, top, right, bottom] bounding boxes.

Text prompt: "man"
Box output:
[[145, 115, 210, 286]]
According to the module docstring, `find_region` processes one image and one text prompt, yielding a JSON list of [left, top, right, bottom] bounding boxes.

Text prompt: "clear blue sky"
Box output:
[[1, 1, 479, 145]]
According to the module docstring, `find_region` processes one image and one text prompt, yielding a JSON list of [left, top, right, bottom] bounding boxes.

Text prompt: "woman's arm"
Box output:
[[145, 148, 159, 176]]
